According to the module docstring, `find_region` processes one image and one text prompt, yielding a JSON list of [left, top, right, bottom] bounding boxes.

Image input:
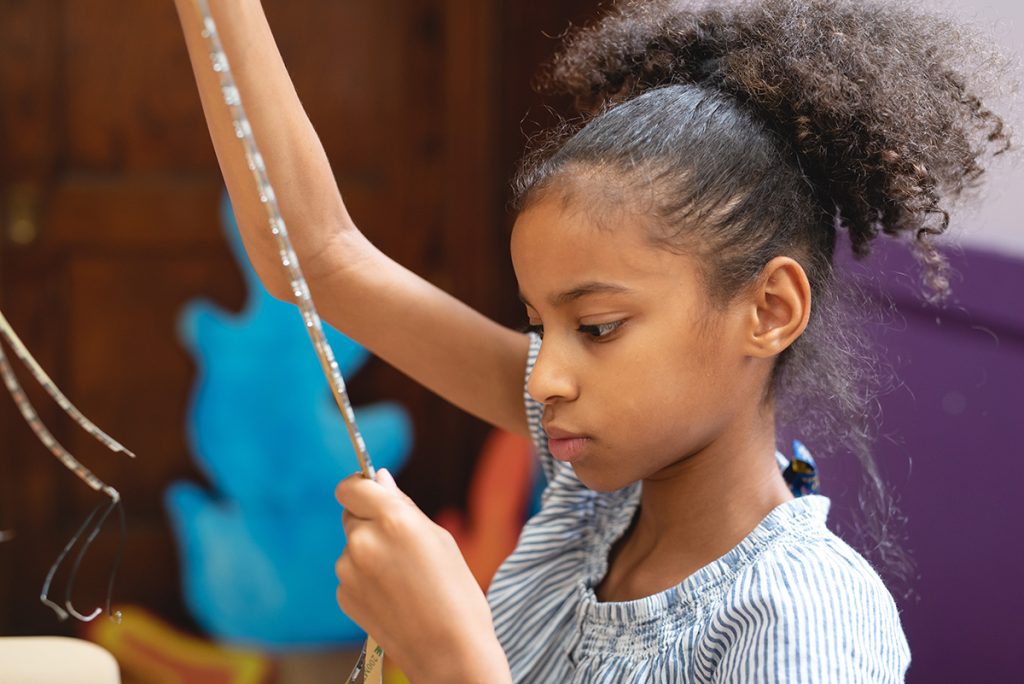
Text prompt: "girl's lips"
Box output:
[[546, 436, 590, 462]]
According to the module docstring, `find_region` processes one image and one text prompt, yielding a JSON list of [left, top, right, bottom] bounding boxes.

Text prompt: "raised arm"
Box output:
[[174, 0, 529, 436]]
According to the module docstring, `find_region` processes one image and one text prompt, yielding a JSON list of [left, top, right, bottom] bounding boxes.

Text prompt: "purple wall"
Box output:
[[821, 240, 1024, 681]]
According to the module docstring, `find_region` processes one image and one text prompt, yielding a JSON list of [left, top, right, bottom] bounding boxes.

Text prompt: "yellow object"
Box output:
[[383, 660, 411, 684], [84, 605, 272, 684]]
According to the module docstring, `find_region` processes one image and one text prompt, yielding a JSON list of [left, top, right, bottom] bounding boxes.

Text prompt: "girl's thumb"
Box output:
[[376, 467, 398, 491]]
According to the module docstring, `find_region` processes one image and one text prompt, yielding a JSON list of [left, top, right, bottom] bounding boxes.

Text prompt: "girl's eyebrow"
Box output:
[[518, 281, 634, 309]]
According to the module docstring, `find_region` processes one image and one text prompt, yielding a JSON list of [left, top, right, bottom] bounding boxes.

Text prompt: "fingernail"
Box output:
[[376, 468, 397, 490]]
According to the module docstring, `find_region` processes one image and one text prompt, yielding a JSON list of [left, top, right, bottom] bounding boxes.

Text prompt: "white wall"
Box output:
[[922, 0, 1024, 258]]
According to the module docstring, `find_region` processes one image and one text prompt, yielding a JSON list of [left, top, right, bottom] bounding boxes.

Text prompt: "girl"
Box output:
[[175, 0, 1012, 681]]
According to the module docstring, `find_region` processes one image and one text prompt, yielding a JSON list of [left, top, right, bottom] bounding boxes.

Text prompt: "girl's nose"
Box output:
[[527, 340, 579, 405]]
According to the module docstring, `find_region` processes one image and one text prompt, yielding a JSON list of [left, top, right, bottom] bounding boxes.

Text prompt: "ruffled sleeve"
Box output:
[[706, 532, 912, 683]]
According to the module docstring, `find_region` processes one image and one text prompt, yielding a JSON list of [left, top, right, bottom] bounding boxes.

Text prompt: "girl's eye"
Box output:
[[577, 321, 623, 340], [520, 321, 624, 341]]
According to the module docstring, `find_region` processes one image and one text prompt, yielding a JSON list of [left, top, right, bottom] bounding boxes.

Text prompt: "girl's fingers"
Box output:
[[336, 522, 376, 588], [337, 469, 416, 517], [341, 508, 364, 536], [376, 468, 398, 490], [335, 571, 367, 626], [335, 472, 393, 518]]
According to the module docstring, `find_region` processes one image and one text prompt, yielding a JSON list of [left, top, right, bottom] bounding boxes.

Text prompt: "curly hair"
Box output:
[[513, 0, 1014, 595]]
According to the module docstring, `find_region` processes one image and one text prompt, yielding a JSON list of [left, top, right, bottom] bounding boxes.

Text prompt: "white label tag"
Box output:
[[363, 636, 383, 684]]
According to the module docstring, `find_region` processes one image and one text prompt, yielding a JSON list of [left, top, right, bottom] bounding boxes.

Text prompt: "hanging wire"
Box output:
[[0, 309, 129, 623]]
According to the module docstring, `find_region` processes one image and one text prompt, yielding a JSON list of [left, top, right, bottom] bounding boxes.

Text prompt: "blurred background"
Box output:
[[0, 0, 1020, 682]]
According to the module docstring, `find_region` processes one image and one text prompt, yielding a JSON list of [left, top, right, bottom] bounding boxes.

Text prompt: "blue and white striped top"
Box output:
[[486, 333, 911, 682]]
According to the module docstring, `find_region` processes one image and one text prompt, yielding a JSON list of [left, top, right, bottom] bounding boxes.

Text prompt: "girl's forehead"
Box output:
[[511, 195, 698, 302]]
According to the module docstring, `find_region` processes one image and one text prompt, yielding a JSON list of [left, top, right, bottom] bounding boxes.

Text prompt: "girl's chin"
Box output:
[[571, 463, 636, 493]]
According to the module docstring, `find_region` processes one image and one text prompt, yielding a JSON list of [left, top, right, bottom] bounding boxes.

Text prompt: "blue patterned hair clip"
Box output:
[[782, 439, 820, 497]]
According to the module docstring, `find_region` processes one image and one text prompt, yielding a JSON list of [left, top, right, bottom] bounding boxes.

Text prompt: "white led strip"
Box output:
[[0, 309, 127, 623], [190, 2, 381, 680], [191, 0, 377, 482]]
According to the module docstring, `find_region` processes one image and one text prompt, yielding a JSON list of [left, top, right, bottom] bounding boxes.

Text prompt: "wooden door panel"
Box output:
[[64, 252, 244, 510], [64, 1, 215, 173]]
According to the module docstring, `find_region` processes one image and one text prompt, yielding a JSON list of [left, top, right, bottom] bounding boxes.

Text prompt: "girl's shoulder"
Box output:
[[736, 495, 902, 611], [736, 515, 904, 617], [708, 514, 912, 681]]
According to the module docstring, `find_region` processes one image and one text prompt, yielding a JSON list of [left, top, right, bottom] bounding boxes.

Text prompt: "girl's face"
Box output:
[[511, 192, 766, 492]]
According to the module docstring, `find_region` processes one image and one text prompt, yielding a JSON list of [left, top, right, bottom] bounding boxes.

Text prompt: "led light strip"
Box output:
[[0, 309, 126, 623], [191, 0, 375, 481], [190, 3, 380, 680]]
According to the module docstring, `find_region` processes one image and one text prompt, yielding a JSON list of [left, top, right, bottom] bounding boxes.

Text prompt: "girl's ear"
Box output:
[[742, 256, 811, 358]]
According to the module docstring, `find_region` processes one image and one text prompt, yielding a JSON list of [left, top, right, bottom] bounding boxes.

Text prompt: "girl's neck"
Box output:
[[638, 423, 792, 553], [597, 409, 792, 602]]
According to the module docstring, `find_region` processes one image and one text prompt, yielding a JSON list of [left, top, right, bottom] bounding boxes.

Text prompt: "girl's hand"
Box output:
[[335, 470, 512, 684]]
